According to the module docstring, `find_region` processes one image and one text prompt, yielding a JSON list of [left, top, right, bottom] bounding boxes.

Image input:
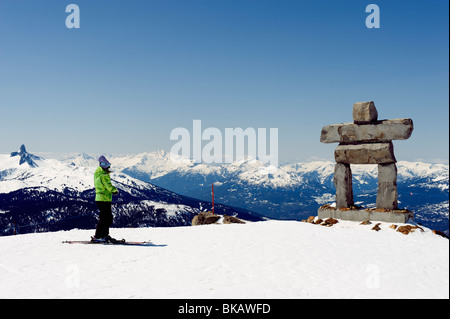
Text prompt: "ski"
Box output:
[[62, 240, 152, 246]]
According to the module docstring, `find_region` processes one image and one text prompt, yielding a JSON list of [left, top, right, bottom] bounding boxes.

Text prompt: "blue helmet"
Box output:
[[98, 155, 111, 168]]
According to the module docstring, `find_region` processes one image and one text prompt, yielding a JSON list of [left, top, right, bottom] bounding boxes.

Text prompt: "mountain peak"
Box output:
[[10, 144, 41, 168]]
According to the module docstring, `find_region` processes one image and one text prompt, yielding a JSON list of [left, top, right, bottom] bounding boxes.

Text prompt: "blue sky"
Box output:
[[0, 0, 448, 163]]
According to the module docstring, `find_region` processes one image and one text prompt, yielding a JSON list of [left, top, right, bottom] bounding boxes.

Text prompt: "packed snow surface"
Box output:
[[0, 220, 448, 299]]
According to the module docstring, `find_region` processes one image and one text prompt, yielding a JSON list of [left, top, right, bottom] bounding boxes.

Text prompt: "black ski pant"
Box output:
[[95, 201, 113, 238]]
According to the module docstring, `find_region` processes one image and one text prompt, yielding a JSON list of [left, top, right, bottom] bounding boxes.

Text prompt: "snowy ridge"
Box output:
[[0, 154, 156, 194], [2, 149, 449, 197], [0, 154, 92, 193], [0, 147, 264, 236], [112, 150, 196, 179], [0, 220, 448, 298], [61, 151, 449, 191], [1, 147, 448, 235], [86, 151, 447, 232]]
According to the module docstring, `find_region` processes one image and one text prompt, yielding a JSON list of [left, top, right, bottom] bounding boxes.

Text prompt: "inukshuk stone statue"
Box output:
[[319, 101, 414, 222]]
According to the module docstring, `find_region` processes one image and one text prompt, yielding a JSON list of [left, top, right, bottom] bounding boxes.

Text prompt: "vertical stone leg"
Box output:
[[376, 163, 398, 210], [334, 163, 354, 209]]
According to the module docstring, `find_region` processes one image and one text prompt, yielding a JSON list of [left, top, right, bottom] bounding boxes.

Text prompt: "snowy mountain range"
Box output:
[[0, 145, 448, 235], [97, 150, 448, 234], [0, 145, 264, 236]]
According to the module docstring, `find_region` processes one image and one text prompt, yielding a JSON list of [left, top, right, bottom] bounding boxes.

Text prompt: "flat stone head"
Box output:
[[353, 101, 378, 123]]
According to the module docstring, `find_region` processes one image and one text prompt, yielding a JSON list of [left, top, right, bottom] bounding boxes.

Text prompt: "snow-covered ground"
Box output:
[[0, 220, 448, 299]]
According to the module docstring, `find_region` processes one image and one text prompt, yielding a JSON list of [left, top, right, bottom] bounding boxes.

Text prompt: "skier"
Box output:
[[91, 155, 120, 243]]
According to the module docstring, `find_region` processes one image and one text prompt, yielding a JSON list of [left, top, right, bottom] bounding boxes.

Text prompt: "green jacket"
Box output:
[[94, 166, 118, 202]]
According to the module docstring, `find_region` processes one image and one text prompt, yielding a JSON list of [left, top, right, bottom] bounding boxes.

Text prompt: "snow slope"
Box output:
[[0, 220, 448, 299]]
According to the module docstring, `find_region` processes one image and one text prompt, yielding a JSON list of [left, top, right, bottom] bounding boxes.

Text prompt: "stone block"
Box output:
[[317, 206, 414, 223], [320, 119, 414, 144], [376, 163, 398, 209], [192, 211, 220, 226], [223, 215, 245, 224], [353, 101, 378, 123], [334, 163, 354, 208], [334, 142, 396, 164]]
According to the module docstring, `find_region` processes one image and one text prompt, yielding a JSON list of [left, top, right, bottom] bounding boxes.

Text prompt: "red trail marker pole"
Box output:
[[212, 183, 215, 215]]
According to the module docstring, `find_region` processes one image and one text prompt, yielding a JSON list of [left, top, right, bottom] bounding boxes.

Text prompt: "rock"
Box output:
[[320, 119, 414, 144], [321, 218, 339, 226], [371, 223, 381, 231], [333, 163, 354, 208], [376, 163, 398, 210], [360, 220, 372, 225], [396, 225, 423, 235], [10, 144, 41, 168], [223, 215, 245, 224], [314, 218, 323, 225], [203, 214, 220, 225], [397, 225, 412, 235], [192, 211, 220, 226], [353, 101, 378, 123], [306, 216, 315, 223], [334, 142, 396, 164], [389, 224, 398, 230]]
